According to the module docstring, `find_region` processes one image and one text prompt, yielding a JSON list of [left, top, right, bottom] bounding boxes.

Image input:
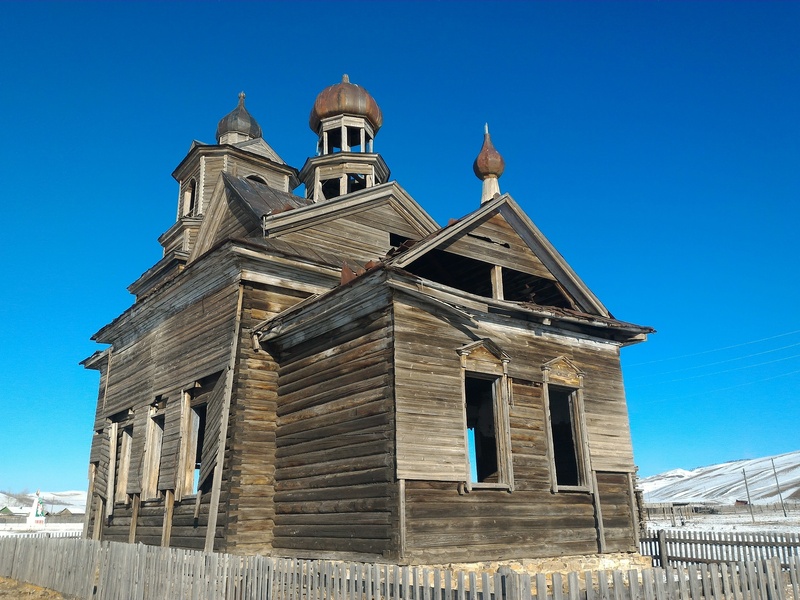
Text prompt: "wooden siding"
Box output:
[[439, 213, 555, 280], [347, 201, 429, 238], [87, 248, 243, 550], [403, 480, 598, 563], [269, 283, 398, 560], [230, 156, 288, 192], [394, 295, 467, 482], [201, 156, 225, 213], [393, 292, 634, 478], [392, 286, 635, 561], [277, 199, 439, 267], [596, 471, 637, 552], [223, 283, 311, 555], [280, 219, 390, 266]]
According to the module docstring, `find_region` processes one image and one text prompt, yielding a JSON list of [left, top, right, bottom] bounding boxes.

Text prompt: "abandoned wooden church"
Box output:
[[82, 76, 653, 563]]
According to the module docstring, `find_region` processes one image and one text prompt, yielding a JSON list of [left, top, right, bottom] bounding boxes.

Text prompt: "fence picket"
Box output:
[[2, 536, 797, 600]]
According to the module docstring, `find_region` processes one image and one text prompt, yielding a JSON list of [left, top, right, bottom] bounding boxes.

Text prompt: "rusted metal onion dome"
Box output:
[[473, 126, 505, 179], [309, 74, 383, 133], [216, 92, 262, 142]]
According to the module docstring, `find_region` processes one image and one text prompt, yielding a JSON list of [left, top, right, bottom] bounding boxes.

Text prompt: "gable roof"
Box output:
[[257, 181, 439, 239], [386, 194, 610, 317], [190, 173, 313, 262], [253, 264, 652, 348]]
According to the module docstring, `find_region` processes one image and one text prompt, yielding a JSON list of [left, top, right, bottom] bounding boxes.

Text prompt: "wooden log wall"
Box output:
[[596, 471, 637, 551], [393, 290, 637, 561], [85, 248, 244, 550], [222, 282, 312, 555], [269, 283, 399, 560]]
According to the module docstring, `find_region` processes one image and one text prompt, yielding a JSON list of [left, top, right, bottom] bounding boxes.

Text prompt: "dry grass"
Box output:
[[0, 577, 67, 599]]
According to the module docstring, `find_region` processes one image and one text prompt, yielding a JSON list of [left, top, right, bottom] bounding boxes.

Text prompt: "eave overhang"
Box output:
[[253, 265, 653, 348]]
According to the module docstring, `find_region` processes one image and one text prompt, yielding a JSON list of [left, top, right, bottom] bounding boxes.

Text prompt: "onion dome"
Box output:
[[216, 92, 262, 143], [473, 124, 505, 180], [309, 74, 383, 133]]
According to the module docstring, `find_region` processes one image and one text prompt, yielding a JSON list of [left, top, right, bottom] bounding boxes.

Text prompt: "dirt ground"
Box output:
[[0, 577, 67, 599]]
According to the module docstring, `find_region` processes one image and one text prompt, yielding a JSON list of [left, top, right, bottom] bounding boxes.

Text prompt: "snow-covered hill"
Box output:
[[640, 450, 800, 505], [0, 490, 86, 514]]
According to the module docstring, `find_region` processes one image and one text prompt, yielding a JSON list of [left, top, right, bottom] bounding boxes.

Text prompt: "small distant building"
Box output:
[[0, 506, 28, 517], [82, 77, 652, 563]]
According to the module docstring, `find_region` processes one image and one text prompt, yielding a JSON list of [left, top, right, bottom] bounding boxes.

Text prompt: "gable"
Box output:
[[190, 173, 313, 262], [264, 182, 439, 266], [389, 195, 609, 317]]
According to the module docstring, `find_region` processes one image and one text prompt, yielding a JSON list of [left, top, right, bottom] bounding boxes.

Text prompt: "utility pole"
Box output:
[[770, 458, 788, 518], [742, 469, 755, 523]]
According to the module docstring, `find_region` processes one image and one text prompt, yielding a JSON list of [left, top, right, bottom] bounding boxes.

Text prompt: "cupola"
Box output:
[[309, 74, 382, 152], [299, 75, 389, 201], [216, 92, 262, 145], [473, 124, 505, 204]]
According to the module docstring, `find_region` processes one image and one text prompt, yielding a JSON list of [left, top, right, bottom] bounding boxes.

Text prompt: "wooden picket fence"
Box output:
[[0, 529, 82, 539], [0, 536, 797, 600], [641, 529, 800, 570]]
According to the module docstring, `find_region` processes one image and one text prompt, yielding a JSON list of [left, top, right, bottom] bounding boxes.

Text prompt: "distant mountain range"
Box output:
[[640, 450, 800, 505], [3, 452, 798, 513]]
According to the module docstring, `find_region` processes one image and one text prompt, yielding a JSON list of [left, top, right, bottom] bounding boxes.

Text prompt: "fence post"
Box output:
[[658, 530, 669, 568]]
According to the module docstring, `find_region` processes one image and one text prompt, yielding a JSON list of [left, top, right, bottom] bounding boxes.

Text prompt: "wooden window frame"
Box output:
[[457, 339, 515, 492], [541, 357, 592, 493], [113, 424, 133, 505], [177, 388, 206, 499], [141, 401, 166, 501]]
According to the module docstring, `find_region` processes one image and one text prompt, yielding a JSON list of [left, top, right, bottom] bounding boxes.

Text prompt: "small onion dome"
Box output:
[[216, 92, 262, 143], [309, 74, 383, 133], [473, 124, 505, 180]]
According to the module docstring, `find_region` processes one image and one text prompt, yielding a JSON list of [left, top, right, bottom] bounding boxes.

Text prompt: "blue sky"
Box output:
[[0, 2, 798, 492]]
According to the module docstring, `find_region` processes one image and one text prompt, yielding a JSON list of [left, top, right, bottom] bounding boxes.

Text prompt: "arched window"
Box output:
[[246, 174, 267, 185]]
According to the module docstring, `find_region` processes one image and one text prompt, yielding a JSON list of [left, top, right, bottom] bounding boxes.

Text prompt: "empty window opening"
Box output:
[[465, 375, 499, 483], [326, 127, 342, 152], [548, 387, 581, 487], [189, 404, 207, 495], [502, 268, 574, 308], [246, 174, 267, 185], [406, 250, 493, 297], [346, 126, 363, 152], [321, 177, 340, 200], [183, 179, 197, 217], [347, 173, 367, 194]]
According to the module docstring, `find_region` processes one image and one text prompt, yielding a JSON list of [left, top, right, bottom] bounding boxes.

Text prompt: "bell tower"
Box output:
[[299, 75, 390, 201]]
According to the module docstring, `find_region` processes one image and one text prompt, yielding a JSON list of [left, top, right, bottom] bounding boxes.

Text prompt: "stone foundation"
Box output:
[[433, 552, 653, 576]]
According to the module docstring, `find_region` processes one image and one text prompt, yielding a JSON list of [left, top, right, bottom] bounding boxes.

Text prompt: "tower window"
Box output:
[[182, 179, 197, 216], [347, 173, 367, 194], [246, 174, 267, 185]]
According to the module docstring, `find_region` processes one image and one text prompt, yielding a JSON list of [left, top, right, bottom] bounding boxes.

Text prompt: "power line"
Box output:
[[631, 368, 800, 405], [636, 341, 800, 377], [629, 352, 800, 388], [626, 328, 800, 367]]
